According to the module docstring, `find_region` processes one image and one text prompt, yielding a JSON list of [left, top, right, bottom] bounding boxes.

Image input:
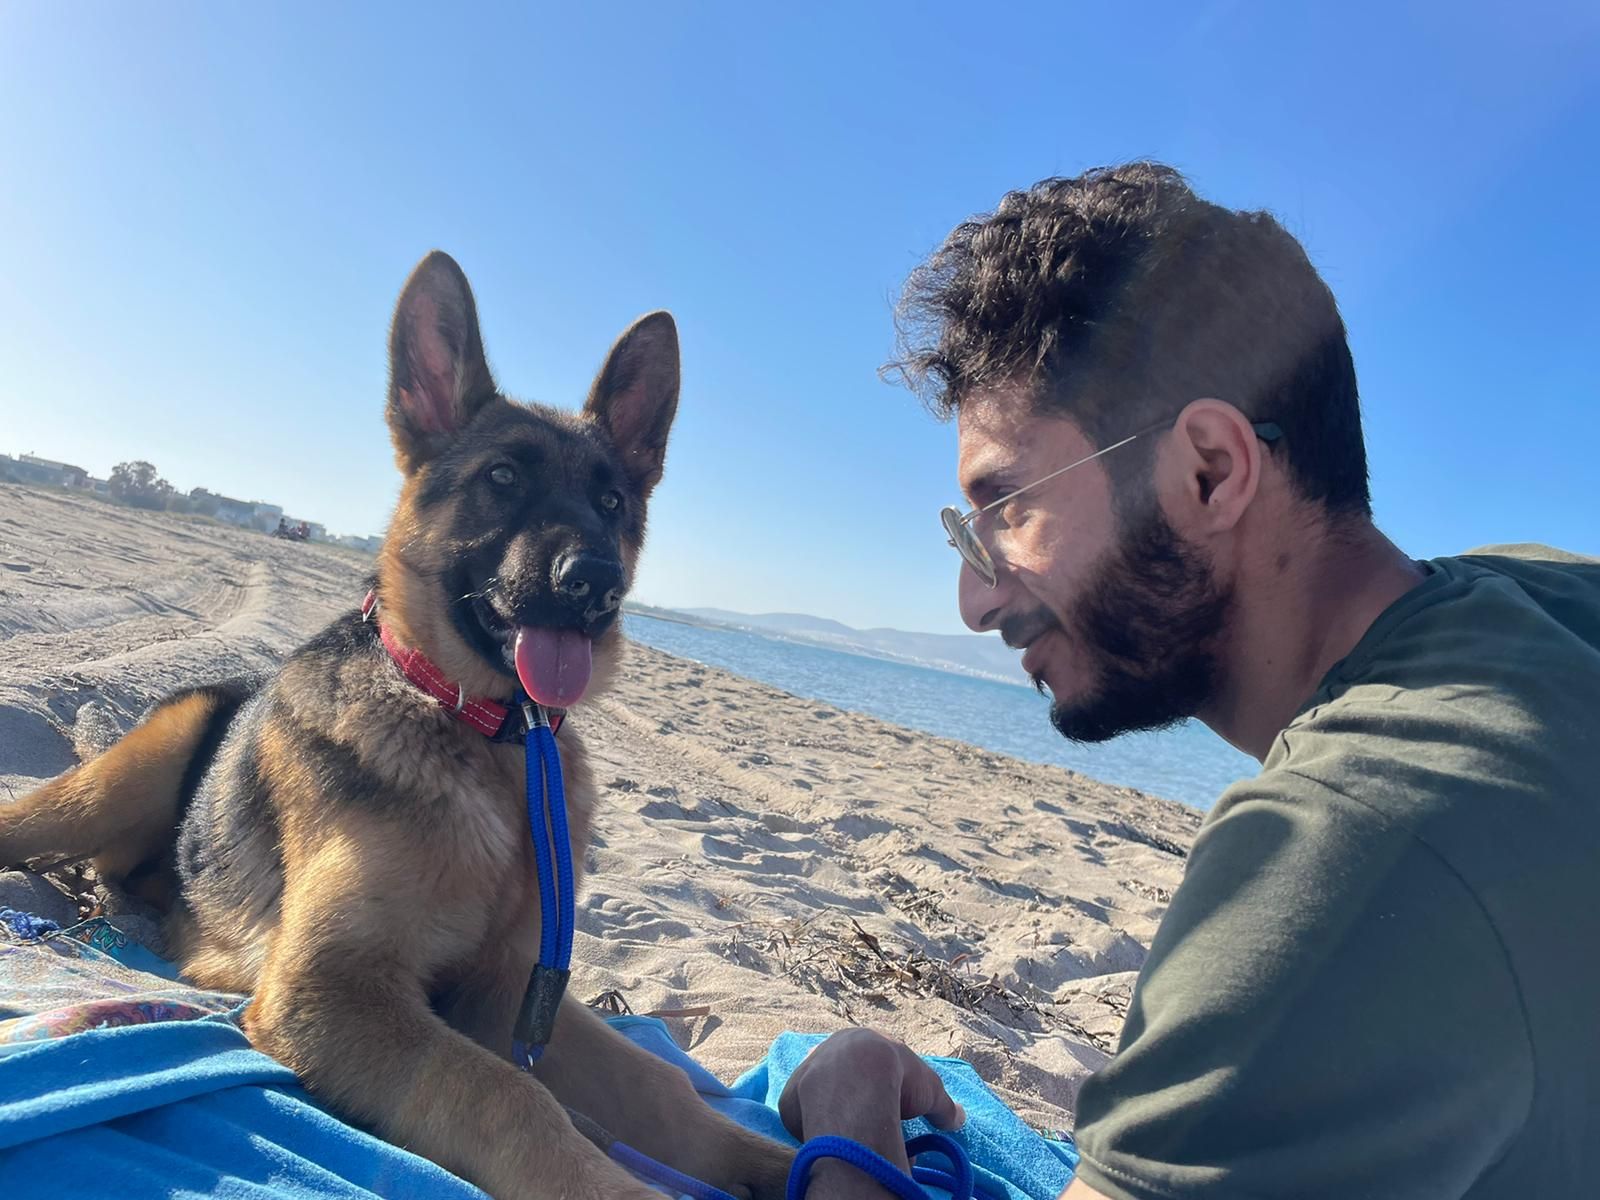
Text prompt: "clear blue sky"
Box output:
[[2, 3, 1595, 636]]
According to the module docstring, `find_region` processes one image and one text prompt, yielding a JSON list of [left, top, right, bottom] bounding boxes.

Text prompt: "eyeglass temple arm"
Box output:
[[959, 420, 1282, 527], [961, 433, 1141, 525]]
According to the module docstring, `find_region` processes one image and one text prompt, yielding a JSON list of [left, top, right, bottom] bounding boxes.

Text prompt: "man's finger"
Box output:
[[777, 1071, 805, 1140], [897, 1053, 966, 1130]]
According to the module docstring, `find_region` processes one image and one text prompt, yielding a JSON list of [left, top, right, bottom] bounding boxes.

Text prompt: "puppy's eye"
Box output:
[[598, 489, 623, 514], [488, 464, 517, 488]]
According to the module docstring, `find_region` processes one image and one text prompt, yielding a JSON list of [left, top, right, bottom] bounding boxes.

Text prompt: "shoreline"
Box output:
[[624, 609, 1244, 813], [625, 604, 1033, 690]]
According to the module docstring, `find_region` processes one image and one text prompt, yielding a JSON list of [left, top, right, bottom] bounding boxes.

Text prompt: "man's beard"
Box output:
[[1029, 505, 1231, 744]]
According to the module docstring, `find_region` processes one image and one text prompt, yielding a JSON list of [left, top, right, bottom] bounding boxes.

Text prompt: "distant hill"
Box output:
[[682, 608, 856, 637], [626, 603, 1028, 685]]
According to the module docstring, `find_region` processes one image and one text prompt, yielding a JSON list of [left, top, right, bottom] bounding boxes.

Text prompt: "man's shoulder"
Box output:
[[1247, 676, 1588, 877], [1457, 541, 1597, 566], [1436, 544, 1600, 633], [1224, 572, 1600, 989], [1261, 544, 1600, 832]]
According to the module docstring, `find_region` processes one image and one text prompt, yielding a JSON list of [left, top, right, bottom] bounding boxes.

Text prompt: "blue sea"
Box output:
[[625, 614, 1257, 810]]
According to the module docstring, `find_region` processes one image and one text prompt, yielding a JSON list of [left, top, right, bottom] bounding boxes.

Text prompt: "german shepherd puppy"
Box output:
[[0, 252, 791, 1199]]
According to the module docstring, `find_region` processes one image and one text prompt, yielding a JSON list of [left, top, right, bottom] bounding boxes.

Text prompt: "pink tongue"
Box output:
[[513, 627, 593, 708]]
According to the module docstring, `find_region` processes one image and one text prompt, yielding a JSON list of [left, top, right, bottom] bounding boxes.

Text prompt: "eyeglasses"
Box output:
[[941, 419, 1284, 587]]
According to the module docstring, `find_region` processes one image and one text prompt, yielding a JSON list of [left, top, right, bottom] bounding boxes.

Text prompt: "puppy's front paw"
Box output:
[[717, 1135, 795, 1200]]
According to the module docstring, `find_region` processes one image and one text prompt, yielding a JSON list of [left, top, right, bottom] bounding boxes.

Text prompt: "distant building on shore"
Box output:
[[191, 488, 286, 533], [0, 453, 90, 489], [5, 459, 358, 545]]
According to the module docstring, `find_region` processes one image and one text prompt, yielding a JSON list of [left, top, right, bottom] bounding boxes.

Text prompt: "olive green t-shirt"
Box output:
[[1071, 545, 1600, 1199]]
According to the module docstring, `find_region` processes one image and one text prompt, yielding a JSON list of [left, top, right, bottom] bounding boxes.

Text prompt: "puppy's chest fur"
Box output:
[[325, 685, 597, 971], [179, 634, 595, 994]]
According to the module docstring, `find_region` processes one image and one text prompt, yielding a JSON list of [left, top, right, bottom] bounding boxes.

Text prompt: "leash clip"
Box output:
[[513, 962, 571, 1065], [521, 700, 550, 732]]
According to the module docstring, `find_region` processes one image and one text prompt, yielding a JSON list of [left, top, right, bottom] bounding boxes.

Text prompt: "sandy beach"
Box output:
[[0, 483, 1202, 1135]]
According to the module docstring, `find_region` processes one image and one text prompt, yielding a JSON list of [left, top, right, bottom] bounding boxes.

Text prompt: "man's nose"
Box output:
[[958, 560, 1004, 632]]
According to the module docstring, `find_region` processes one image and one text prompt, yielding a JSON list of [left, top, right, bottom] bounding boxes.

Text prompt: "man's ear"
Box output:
[[386, 251, 497, 473], [1167, 399, 1264, 533], [584, 312, 680, 496]]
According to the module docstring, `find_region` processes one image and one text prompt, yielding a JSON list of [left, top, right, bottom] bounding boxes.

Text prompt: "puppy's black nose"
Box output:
[[553, 554, 624, 617]]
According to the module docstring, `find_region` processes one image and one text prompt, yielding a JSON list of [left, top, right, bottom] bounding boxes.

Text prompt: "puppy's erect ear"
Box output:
[[386, 251, 497, 472], [584, 312, 680, 496]]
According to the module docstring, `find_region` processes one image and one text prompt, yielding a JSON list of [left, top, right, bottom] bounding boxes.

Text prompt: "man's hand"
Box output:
[[777, 1029, 966, 1200]]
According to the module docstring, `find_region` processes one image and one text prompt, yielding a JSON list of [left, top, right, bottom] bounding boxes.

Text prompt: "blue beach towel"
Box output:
[[0, 912, 1076, 1198]]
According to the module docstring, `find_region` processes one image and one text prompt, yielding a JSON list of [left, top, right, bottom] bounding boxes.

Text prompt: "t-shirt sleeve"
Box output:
[[1070, 772, 1534, 1200]]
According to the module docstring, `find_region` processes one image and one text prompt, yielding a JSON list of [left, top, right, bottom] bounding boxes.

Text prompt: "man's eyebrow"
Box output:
[[959, 455, 1017, 503]]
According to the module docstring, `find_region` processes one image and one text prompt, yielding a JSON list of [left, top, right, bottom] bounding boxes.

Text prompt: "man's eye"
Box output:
[[976, 497, 1024, 534], [598, 489, 623, 514], [488, 465, 516, 487], [971, 482, 1012, 510]]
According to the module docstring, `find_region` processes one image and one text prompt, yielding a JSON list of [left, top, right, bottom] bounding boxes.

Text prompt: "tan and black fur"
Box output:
[[0, 252, 792, 1199]]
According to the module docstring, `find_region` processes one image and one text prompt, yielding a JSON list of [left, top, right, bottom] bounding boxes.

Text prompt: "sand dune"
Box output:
[[0, 483, 1200, 1134]]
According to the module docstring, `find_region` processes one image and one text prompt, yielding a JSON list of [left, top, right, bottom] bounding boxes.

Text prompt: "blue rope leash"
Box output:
[[512, 699, 572, 1070], [610, 1141, 744, 1200], [528, 720, 558, 966], [788, 1133, 978, 1200], [0, 907, 62, 940], [540, 719, 576, 969], [789, 1137, 927, 1200], [904, 1133, 989, 1199], [614, 1129, 992, 1200]]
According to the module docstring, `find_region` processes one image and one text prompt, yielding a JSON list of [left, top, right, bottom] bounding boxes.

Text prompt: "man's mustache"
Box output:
[[999, 607, 1060, 652]]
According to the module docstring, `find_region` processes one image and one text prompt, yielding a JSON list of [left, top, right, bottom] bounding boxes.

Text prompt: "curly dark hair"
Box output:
[[889, 163, 1371, 516]]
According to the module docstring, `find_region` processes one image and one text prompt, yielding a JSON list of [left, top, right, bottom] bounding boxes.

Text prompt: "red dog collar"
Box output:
[[362, 590, 562, 737]]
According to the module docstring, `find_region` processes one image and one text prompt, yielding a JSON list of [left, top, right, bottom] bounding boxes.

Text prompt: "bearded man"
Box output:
[[777, 163, 1599, 1200]]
